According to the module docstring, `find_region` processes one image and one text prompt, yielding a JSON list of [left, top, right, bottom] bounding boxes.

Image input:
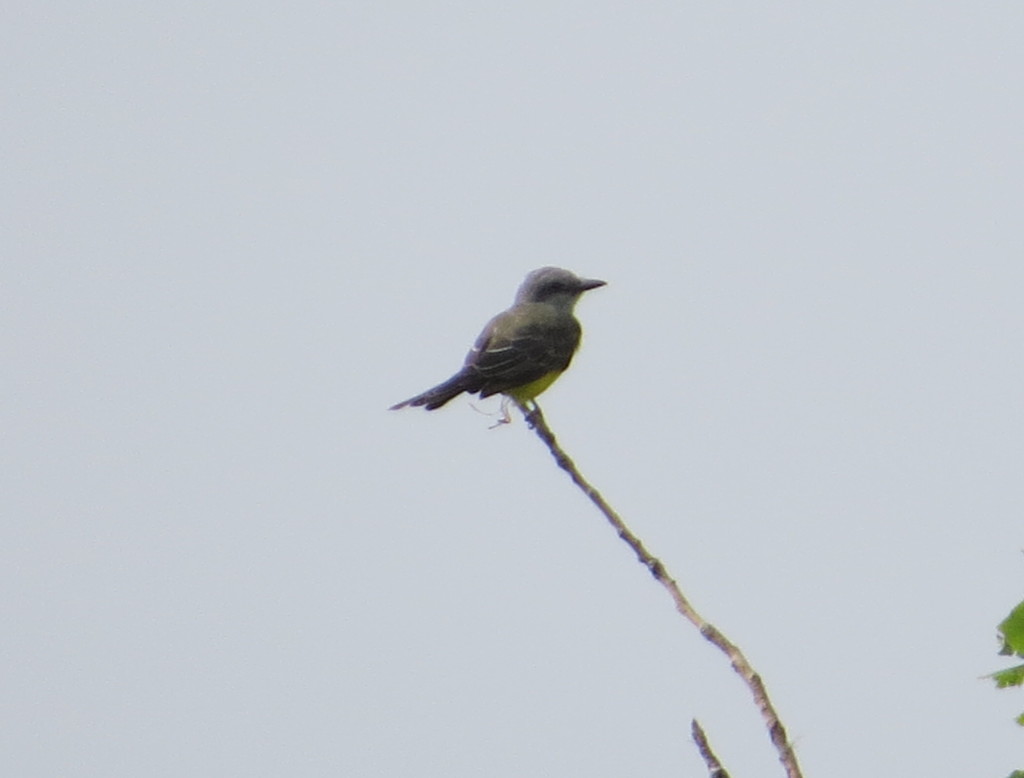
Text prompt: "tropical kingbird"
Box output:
[[390, 267, 606, 411]]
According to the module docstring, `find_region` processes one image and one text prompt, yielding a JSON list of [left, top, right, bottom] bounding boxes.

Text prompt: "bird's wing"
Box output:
[[466, 306, 580, 397]]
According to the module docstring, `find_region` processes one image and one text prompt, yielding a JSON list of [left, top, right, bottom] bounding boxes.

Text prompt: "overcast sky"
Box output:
[[4, 3, 1024, 776]]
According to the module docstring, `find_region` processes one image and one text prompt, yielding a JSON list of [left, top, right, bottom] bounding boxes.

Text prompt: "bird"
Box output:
[[390, 267, 606, 412]]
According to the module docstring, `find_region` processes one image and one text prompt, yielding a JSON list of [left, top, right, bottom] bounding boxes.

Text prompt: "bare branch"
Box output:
[[517, 401, 803, 778], [691, 719, 731, 778]]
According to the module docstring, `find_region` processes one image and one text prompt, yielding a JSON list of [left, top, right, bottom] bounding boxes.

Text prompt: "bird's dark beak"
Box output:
[[578, 278, 607, 291]]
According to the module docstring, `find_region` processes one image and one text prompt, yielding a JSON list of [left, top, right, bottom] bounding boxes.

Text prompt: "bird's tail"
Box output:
[[389, 369, 476, 411]]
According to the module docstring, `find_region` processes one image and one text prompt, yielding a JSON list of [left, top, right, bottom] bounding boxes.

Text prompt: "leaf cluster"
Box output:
[[990, 600, 1024, 727]]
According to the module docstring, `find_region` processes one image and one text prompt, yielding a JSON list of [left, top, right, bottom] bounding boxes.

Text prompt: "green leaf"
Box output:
[[1007, 770, 1024, 777], [991, 665, 1024, 689], [998, 601, 1024, 656]]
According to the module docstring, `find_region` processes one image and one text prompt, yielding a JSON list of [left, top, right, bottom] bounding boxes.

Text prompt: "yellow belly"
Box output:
[[505, 371, 563, 402]]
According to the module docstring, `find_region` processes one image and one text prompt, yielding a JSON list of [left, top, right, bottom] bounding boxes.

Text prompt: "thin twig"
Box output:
[[691, 719, 731, 778], [517, 401, 803, 778]]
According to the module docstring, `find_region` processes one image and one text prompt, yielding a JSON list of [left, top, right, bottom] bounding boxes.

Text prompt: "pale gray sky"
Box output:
[[4, 3, 1024, 776]]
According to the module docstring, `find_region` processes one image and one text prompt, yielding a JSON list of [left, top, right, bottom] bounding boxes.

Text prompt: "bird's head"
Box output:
[[514, 267, 607, 307]]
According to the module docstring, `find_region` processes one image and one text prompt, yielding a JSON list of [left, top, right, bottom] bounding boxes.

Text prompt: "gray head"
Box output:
[[514, 267, 607, 306]]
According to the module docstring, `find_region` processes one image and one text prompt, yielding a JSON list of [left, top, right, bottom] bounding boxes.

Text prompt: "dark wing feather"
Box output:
[[465, 305, 581, 398], [391, 300, 585, 410]]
